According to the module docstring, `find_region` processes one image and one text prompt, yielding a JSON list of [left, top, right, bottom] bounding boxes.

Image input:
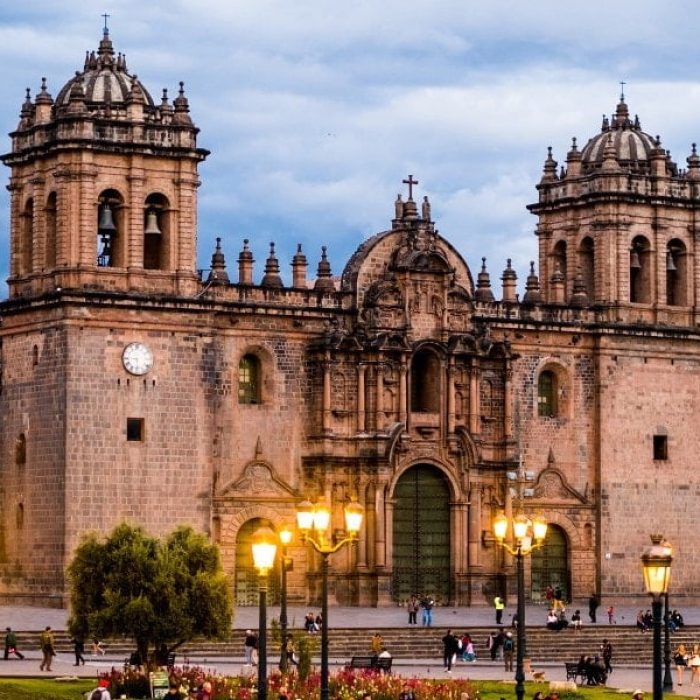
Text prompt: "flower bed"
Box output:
[[97, 666, 476, 700]]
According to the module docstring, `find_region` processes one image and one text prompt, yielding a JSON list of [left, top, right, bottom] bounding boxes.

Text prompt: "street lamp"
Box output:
[[278, 526, 293, 673], [641, 535, 673, 700], [296, 499, 364, 700], [492, 512, 548, 700], [252, 527, 278, 700]]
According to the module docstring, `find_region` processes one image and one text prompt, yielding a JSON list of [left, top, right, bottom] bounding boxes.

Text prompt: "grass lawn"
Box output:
[[0, 677, 93, 699], [474, 681, 694, 700]]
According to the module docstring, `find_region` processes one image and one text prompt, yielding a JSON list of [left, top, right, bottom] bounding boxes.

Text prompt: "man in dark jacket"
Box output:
[[442, 629, 460, 672]]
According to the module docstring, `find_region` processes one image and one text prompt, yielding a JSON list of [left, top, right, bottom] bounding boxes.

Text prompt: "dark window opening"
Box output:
[[538, 370, 557, 417], [127, 418, 144, 442], [411, 349, 440, 412], [653, 435, 668, 461], [239, 354, 261, 404]]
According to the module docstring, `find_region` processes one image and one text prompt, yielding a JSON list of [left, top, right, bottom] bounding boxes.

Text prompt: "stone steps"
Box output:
[[12, 625, 688, 663]]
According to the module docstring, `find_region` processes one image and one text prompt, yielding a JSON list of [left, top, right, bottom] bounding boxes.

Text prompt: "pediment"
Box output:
[[219, 461, 296, 500], [532, 468, 586, 503]]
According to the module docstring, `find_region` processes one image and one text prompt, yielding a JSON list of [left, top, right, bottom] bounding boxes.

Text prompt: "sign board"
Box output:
[[150, 671, 170, 699]]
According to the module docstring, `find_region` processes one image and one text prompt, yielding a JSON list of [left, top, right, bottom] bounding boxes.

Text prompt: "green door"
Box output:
[[235, 518, 280, 606], [530, 524, 569, 602], [392, 465, 451, 602]]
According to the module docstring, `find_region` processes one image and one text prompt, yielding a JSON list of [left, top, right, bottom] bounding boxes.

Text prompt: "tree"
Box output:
[[67, 523, 232, 662]]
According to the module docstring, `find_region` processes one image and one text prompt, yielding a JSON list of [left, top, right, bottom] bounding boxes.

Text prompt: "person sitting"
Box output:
[[546, 610, 559, 630], [672, 609, 685, 629], [636, 610, 648, 632], [590, 655, 607, 685], [571, 609, 582, 630]]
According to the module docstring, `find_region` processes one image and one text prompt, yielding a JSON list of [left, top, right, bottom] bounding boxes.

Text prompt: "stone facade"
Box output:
[[0, 34, 698, 607]]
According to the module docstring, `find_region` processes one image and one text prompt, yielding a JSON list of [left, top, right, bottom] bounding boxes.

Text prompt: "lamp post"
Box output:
[[278, 526, 293, 673], [663, 590, 673, 689], [296, 499, 364, 700], [493, 512, 548, 700], [251, 527, 278, 700], [641, 535, 673, 700]]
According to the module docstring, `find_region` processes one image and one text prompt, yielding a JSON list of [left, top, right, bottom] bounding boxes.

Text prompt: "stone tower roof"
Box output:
[[54, 29, 155, 113], [579, 94, 671, 173]]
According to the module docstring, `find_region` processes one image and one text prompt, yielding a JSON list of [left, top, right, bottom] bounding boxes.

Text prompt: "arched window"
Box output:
[[144, 193, 170, 270], [97, 189, 124, 267], [411, 349, 440, 413], [45, 192, 57, 269], [666, 239, 687, 306], [239, 354, 261, 404], [537, 370, 557, 417], [20, 198, 34, 275], [630, 235, 652, 303], [579, 237, 595, 301]]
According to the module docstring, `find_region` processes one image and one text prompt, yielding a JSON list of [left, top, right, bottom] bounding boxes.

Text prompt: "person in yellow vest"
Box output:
[[494, 595, 505, 624], [39, 625, 55, 672]]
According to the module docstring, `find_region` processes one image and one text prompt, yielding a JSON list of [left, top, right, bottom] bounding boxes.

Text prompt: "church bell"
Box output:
[[666, 251, 677, 272], [144, 210, 162, 236], [98, 203, 117, 235], [630, 247, 641, 269]]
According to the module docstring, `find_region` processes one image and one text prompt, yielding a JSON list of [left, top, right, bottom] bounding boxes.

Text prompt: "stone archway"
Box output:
[[234, 517, 280, 606], [391, 464, 451, 603], [530, 524, 570, 602]]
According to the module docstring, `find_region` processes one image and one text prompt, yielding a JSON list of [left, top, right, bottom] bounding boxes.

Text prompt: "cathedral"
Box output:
[[1, 29, 699, 608]]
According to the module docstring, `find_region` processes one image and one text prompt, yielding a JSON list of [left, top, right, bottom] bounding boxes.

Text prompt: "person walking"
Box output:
[[442, 629, 460, 672], [244, 630, 257, 666], [553, 586, 565, 611], [3, 627, 24, 660], [421, 595, 434, 627], [674, 643, 689, 686], [588, 593, 600, 623], [494, 595, 505, 625], [408, 595, 419, 625], [503, 631, 514, 672], [690, 645, 700, 686], [71, 636, 85, 666], [601, 638, 613, 676], [39, 625, 55, 672]]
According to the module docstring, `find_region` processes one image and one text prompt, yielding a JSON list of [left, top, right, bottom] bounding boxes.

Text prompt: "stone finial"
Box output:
[[540, 146, 558, 184], [35, 77, 53, 105], [687, 143, 700, 180], [550, 263, 566, 304], [569, 270, 589, 308], [291, 243, 308, 289], [601, 133, 621, 173], [207, 237, 229, 286], [237, 239, 254, 285], [173, 82, 193, 126], [394, 194, 404, 220], [474, 257, 495, 303], [422, 195, 431, 222], [98, 26, 115, 61], [314, 246, 335, 292], [601, 114, 610, 132], [565, 137, 582, 178], [522, 261, 542, 305], [501, 259, 518, 303], [261, 242, 283, 288]]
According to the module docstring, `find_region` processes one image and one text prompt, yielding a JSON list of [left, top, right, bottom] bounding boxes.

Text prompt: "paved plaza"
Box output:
[[0, 603, 697, 694]]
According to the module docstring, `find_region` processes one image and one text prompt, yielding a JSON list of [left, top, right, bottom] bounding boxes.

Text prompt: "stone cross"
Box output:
[[403, 174, 418, 200]]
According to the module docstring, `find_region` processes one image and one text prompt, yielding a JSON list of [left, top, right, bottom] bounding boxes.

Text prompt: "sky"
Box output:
[[2, 1, 700, 292]]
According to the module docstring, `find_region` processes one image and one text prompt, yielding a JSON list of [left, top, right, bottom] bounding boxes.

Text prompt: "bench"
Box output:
[[348, 655, 393, 673], [565, 662, 581, 683]]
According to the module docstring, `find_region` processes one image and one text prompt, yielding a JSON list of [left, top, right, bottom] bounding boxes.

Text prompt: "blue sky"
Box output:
[[2, 1, 700, 292]]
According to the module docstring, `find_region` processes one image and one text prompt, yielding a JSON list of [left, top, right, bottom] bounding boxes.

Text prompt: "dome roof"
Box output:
[[579, 97, 667, 173], [55, 30, 154, 110]]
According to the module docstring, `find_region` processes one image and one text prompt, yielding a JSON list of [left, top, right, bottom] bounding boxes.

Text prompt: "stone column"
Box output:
[[504, 362, 513, 439], [356, 484, 368, 570], [127, 167, 145, 270], [30, 176, 45, 274], [399, 358, 408, 425], [447, 356, 456, 434], [322, 353, 332, 434], [469, 361, 480, 435], [374, 485, 386, 569], [375, 362, 384, 432], [468, 485, 481, 569], [357, 363, 366, 434]]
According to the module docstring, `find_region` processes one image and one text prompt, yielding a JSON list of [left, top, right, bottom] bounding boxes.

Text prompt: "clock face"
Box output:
[[122, 342, 154, 376]]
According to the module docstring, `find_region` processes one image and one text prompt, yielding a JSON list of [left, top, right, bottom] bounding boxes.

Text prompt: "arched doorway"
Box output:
[[235, 518, 280, 606], [392, 465, 451, 603], [530, 524, 570, 602]]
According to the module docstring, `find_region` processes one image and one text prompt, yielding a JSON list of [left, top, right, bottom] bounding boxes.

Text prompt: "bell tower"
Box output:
[[1, 28, 209, 298], [528, 92, 700, 325]]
